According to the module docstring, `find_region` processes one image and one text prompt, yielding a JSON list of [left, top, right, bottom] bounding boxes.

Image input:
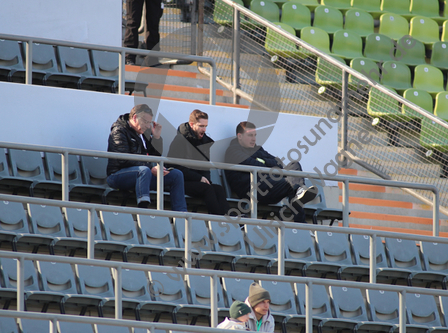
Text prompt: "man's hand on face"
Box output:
[[151, 121, 162, 139], [151, 166, 170, 176]]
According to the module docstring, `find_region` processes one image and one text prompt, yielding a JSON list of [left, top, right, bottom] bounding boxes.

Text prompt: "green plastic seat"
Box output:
[[213, 0, 244, 26], [280, 2, 311, 34], [413, 64, 445, 97], [288, 0, 319, 12], [331, 30, 364, 60], [315, 55, 346, 89], [363, 33, 395, 62], [350, 0, 383, 19], [321, 0, 351, 11], [409, 16, 440, 49], [442, 20, 448, 42], [409, 0, 440, 20], [367, 87, 403, 121], [250, 0, 280, 25], [313, 5, 344, 35], [380, 61, 412, 94], [402, 88, 434, 120], [430, 41, 448, 70], [395, 36, 427, 67], [344, 9, 375, 38], [420, 92, 448, 153], [381, 0, 412, 19], [378, 13, 409, 40], [349, 57, 380, 88], [265, 22, 301, 59], [299, 26, 331, 56]]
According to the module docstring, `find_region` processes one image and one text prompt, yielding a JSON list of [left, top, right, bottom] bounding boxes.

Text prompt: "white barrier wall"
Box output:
[[0, 0, 122, 47], [0, 82, 338, 180]]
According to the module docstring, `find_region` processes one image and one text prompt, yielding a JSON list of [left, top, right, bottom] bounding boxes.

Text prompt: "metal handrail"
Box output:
[[0, 33, 217, 105], [2, 250, 448, 333]]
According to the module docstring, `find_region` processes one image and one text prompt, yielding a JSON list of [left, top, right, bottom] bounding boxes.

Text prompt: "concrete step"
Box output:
[[351, 159, 441, 177]]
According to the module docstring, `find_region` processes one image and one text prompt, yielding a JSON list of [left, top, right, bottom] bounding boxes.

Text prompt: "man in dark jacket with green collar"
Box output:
[[167, 109, 230, 215]]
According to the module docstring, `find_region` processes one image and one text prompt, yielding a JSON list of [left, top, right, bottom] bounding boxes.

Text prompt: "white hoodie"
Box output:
[[217, 318, 248, 330]]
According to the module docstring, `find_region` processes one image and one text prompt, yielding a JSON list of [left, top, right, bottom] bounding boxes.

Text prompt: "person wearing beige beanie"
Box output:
[[244, 282, 274, 332]]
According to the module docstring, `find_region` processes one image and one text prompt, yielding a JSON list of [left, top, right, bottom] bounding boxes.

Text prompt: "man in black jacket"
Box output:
[[106, 104, 187, 211], [225, 121, 316, 222], [167, 109, 230, 215]]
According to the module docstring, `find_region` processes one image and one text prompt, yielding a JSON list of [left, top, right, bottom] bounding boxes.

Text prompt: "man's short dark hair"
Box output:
[[236, 121, 256, 135], [189, 109, 208, 123], [130, 104, 153, 118]]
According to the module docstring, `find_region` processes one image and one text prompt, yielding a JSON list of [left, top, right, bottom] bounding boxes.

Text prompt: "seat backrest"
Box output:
[[379, 13, 409, 40], [96, 325, 131, 333], [350, 234, 388, 268], [330, 286, 369, 321], [265, 23, 299, 58], [187, 274, 225, 307], [406, 293, 442, 327], [401, 88, 434, 119], [395, 36, 426, 66], [0, 40, 24, 70], [349, 57, 380, 86], [45, 152, 83, 184], [384, 237, 422, 271], [295, 283, 332, 318], [366, 289, 399, 324], [321, 0, 351, 8], [148, 271, 189, 305], [364, 33, 395, 62], [434, 92, 448, 120], [344, 9, 374, 37], [29, 43, 59, 73], [0, 317, 18, 333], [0, 200, 30, 234], [173, 218, 211, 252], [63, 207, 102, 240], [315, 56, 345, 85], [99, 211, 139, 244], [8, 149, 46, 181], [413, 64, 445, 92], [138, 214, 176, 247], [80, 156, 108, 186], [367, 87, 401, 119], [37, 261, 78, 294], [209, 169, 223, 186], [121, 269, 152, 302], [284, 228, 318, 261], [300, 27, 331, 54], [380, 0, 411, 16], [409, 16, 440, 42], [380, 61, 412, 91], [208, 220, 247, 255], [351, 0, 381, 12], [213, 0, 244, 25], [331, 30, 363, 59], [430, 41, 448, 69], [410, 0, 439, 17], [27, 203, 66, 237], [57, 46, 94, 76], [0, 258, 39, 291], [250, 0, 280, 22], [19, 319, 49, 333], [58, 321, 95, 333], [222, 277, 254, 306], [313, 5, 344, 33], [244, 224, 278, 257], [419, 241, 448, 274], [259, 280, 297, 314], [91, 50, 119, 78], [315, 231, 353, 265], [280, 2, 311, 30], [75, 264, 114, 297]]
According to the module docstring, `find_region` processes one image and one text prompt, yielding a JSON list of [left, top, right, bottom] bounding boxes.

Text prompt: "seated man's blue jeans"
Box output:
[[107, 166, 187, 212]]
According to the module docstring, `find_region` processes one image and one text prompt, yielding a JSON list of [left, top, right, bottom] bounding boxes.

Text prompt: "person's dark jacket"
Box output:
[[167, 122, 214, 181], [106, 113, 163, 176], [224, 138, 283, 199]]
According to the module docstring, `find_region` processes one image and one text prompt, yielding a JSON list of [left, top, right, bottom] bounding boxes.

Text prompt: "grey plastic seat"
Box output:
[[97, 211, 161, 262], [363, 33, 396, 62], [0, 200, 29, 251], [221, 277, 254, 306], [58, 321, 95, 333], [244, 224, 279, 273], [303, 180, 344, 225], [259, 280, 296, 315], [0, 40, 25, 82], [406, 293, 443, 329], [395, 36, 427, 67], [418, 241, 448, 289], [96, 325, 131, 333], [78, 156, 113, 203], [56, 46, 116, 92], [330, 286, 396, 333], [18, 319, 49, 333], [148, 271, 210, 324], [0, 317, 18, 333]]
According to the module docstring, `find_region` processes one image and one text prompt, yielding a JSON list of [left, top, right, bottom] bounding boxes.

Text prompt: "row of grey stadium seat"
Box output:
[[1, 257, 448, 333], [0, 39, 147, 95], [0, 199, 447, 289]]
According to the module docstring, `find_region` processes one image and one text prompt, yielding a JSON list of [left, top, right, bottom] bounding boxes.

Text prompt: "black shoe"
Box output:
[[138, 201, 150, 209], [292, 186, 318, 206], [125, 60, 135, 66]]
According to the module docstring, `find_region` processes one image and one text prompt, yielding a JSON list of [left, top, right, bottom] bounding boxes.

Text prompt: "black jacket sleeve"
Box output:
[[167, 134, 204, 182]]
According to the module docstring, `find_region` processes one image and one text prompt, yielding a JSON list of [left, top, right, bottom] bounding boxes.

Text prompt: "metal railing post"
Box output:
[[399, 290, 406, 333], [305, 281, 313, 333], [185, 216, 192, 269], [369, 234, 377, 284], [191, 0, 197, 55], [61, 151, 69, 201], [233, 6, 241, 105], [50, 318, 57, 333], [277, 225, 285, 275], [342, 179, 350, 227], [25, 40, 33, 85], [341, 70, 349, 167], [250, 170, 258, 219], [17, 257, 25, 312], [210, 63, 216, 105], [87, 208, 96, 259], [210, 274, 218, 327], [157, 161, 164, 210], [114, 266, 122, 319], [118, 50, 125, 95], [433, 189, 440, 236]]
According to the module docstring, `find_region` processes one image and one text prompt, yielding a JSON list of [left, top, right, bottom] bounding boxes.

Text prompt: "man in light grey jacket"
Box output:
[[244, 283, 275, 332]]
